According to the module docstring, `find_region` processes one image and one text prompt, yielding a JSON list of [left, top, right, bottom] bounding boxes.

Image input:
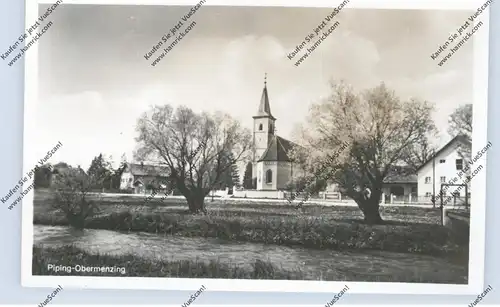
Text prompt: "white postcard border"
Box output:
[[21, 0, 490, 295]]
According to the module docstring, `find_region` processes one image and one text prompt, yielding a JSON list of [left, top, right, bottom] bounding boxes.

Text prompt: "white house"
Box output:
[[417, 135, 472, 202], [381, 166, 418, 203], [120, 162, 171, 194], [251, 75, 304, 190]]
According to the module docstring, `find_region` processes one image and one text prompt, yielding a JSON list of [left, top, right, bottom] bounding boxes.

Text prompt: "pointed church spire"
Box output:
[[254, 73, 275, 120]]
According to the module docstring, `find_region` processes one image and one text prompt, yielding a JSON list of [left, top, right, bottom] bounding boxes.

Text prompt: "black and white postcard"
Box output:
[[18, 0, 491, 295]]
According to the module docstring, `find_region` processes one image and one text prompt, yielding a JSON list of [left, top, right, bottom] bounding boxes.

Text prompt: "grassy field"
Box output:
[[33, 190, 467, 257], [32, 189, 469, 280], [447, 208, 470, 218]]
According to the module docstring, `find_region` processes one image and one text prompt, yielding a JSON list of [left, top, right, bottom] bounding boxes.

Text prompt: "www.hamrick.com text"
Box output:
[[1, 0, 62, 67], [287, 0, 349, 67], [143, 0, 206, 67], [430, 0, 491, 67], [1, 141, 62, 210]]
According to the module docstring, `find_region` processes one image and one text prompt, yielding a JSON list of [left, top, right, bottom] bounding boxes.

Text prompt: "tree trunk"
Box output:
[[67, 213, 85, 230], [186, 192, 206, 214], [356, 189, 384, 225], [362, 201, 383, 224], [187, 197, 197, 212]]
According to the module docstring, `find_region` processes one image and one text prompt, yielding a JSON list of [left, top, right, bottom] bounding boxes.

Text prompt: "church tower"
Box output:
[[252, 73, 276, 181]]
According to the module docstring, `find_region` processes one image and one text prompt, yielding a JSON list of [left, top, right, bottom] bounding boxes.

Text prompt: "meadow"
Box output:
[[32, 189, 469, 282]]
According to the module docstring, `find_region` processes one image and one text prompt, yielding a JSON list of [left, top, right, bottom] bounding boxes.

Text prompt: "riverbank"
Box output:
[[34, 209, 466, 261], [33, 191, 469, 263], [33, 245, 303, 279], [32, 233, 467, 283]]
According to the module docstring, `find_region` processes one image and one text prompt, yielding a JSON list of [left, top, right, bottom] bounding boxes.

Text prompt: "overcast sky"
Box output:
[[36, 4, 474, 169]]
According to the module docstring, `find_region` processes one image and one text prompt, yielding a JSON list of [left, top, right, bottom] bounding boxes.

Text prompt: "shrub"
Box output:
[[35, 209, 465, 260], [50, 167, 101, 230]]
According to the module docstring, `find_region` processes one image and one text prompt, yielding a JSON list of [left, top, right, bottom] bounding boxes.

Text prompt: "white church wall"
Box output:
[[276, 162, 292, 190], [261, 162, 278, 190], [256, 162, 264, 190], [252, 116, 274, 180], [211, 188, 229, 197], [233, 189, 285, 199]]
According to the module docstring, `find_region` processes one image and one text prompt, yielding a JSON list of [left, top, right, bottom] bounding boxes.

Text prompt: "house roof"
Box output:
[[253, 82, 275, 120], [258, 135, 299, 162], [416, 134, 471, 172], [126, 163, 170, 177], [383, 174, 418, 184], [53, 162, 69, 169], [383, 165, 417, 184]]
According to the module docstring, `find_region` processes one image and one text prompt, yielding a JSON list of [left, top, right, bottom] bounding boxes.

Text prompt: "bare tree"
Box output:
[[291, 81, 437, 224], [135, 105, 252, 214], [51, 166, 102, 229], [448, 104, 472, 139], [401, 136, 436, 173], [448, 104, 472, 160]]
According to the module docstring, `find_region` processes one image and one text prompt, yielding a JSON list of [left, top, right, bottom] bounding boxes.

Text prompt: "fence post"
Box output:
[[441, 204, 447, 226], [409, 193, 412, 203], [390, 193, 393, 204]]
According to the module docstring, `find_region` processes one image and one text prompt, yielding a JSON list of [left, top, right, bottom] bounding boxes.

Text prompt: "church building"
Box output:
[[252, 75, 304, 190]]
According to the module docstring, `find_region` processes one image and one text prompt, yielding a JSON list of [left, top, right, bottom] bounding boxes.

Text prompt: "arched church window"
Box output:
[[259, 124, 263, 131], [266, 169, 273, 183]]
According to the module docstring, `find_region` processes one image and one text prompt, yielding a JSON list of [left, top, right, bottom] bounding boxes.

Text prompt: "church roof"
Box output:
[[253, 78, 275, 120], [258, 135, 299, 162]]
